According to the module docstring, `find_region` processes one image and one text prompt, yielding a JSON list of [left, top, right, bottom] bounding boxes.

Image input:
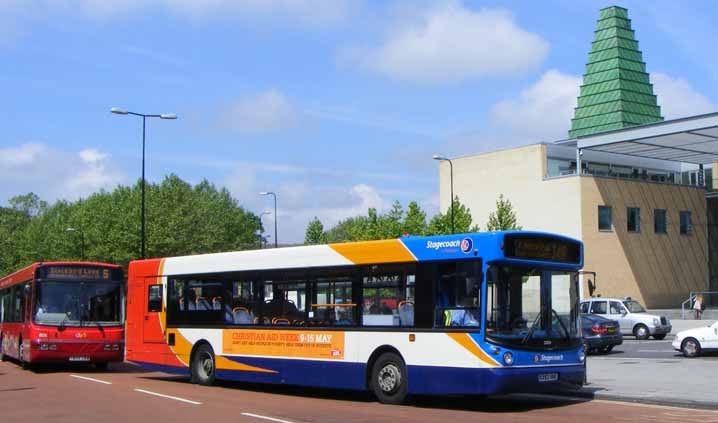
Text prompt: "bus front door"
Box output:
[[142, 278, 165, 344]]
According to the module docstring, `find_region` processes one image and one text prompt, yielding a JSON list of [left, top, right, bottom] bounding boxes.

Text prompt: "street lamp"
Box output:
[[258, 211, 271, 249], [259, 192, 277, 248], [111, 107, 177, 259], [433, 154, 454, 234], [65, 227, 85, 260]]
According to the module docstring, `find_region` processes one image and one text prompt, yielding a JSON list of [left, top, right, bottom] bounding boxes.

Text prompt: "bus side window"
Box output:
[[148, 285, 162, 312]]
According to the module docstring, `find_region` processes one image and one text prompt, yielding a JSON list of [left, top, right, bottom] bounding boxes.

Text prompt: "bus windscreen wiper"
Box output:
[[58, 314, 68, 331], [551, 308, 571, 342], [521, 313, 543, 345]]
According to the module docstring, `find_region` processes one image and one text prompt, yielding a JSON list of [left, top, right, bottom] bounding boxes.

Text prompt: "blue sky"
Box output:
[[1, 0, 716, 242]]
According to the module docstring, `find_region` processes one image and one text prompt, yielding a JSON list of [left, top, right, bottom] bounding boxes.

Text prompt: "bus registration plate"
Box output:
[[538, 373, 559, 383], [69, 356, 90, 362]]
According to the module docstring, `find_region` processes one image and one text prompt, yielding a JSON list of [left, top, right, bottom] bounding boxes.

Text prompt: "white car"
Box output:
[[672, 321, 718, 357]]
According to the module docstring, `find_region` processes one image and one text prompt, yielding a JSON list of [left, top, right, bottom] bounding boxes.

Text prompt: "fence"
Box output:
[[681, 291, 718, 319]]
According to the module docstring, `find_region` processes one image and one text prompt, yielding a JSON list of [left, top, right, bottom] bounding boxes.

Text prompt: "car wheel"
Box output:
[[634, 324, 650, 340], [601, 345, 613, 354], [682, 338, 701, 358], [653, 334, 666, 340], [370, 352, 408, 405], [191, 344, 216, 386]]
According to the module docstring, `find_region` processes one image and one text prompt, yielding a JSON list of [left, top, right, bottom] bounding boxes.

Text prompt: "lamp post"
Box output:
[[259, 192, 277, 248], [111, 107, 177, 259], [258, 211, 271, 249], [65, 227, 85, 260], [433, 154, 454, 234]]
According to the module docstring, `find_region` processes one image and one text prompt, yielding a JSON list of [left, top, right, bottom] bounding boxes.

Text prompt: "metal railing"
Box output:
[[681, 291, 718, 319]]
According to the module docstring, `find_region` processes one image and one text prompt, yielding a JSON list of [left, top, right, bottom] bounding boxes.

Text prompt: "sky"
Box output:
[[1, 0, 717, 243]]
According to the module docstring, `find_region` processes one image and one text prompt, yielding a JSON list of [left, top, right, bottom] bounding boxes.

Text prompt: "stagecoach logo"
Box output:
[[460, 237, 473, 253], [75, 332, 88, 339], [534, 354, 564, 363], [426, 237, 473, 254]]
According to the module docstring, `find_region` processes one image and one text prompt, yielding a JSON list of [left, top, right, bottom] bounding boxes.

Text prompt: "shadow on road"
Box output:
[[23, 360, 151, 375], [136, 373, 594, 412]]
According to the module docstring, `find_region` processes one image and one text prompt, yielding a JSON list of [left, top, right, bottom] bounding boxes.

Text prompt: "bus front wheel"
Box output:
[[191, 344, 216, 386], [370, 352, 408, 405]]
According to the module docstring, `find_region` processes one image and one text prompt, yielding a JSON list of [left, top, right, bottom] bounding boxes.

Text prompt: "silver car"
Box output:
[[580, 297, 672, 340]]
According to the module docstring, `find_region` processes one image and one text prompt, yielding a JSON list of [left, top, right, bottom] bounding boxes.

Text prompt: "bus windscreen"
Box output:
[[503, 234, 581, 264]]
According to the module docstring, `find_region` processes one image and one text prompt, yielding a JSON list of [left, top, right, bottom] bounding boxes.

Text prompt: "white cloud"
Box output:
[[224, 168, 390, 243], [0, 143, 45, 165], [652, 72, 716, 119], [220, 90, 298, 134], [489, 70, 581, 141], [0, 143, 125, 202], [340, 2, 549, 83]]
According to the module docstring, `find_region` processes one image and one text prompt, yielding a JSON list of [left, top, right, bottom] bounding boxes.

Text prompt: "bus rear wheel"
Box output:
[[191, 344, 216, 386], [370, 352, 408, 405], [0, 337, 6, 361]]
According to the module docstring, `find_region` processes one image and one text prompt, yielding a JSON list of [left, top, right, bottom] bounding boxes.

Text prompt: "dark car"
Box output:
[[581, 314, 623, 354]]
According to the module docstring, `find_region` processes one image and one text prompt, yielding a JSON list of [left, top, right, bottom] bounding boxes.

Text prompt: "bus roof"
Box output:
[[129, 231, 582, 278]]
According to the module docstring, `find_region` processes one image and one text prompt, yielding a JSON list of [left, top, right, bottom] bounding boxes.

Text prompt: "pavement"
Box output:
[[564, 319, 718, 409], [4, 360, 718, 423]]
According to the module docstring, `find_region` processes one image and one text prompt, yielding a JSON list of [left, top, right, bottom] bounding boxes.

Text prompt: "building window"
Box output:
[[680, 211, 693, 235], [654, 209, 667, 234], [627, 207, 640, 232], [598, 206, 612, 231]]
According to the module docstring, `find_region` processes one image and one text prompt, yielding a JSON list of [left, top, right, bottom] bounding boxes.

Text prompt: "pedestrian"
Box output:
[[693, 294, 704, 320]]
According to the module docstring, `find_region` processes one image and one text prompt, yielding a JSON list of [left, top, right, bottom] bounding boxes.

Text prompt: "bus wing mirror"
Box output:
[[24, 284, 31, 296]]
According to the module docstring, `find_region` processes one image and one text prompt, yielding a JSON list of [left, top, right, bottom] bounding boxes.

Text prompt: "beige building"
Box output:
[[437, 115, 718, 308]]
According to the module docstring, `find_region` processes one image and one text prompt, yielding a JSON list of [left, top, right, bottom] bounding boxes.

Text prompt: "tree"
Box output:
[[427, 196, 479, 235], [486, 194, 522, 231], [402, 201, 427, 236], [0, 174, 263, 274], [304, 217, 324, 245]]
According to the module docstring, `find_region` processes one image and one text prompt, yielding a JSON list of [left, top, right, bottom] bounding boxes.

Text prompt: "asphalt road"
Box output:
[[589, 334, 718, 361], [3, 360, 718, 423]]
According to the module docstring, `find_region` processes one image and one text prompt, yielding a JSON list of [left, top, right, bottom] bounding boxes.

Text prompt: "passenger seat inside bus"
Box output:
[[398, 301, 414, 326], [232, 307, 253, 324]]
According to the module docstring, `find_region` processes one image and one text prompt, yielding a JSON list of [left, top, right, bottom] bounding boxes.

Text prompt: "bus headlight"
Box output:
[[40, 344, 48, 350], [49, 344, 57, 351], [503, 352, 514, 365], [579, 348, 586, 363]]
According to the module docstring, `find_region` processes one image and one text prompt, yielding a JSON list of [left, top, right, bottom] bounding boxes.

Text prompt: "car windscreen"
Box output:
[[622, 300, 646, 313]]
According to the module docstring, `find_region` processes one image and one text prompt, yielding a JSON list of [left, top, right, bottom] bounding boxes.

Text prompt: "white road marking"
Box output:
[[241, 412, 298, 423], [69, 374, 112, 385], [133, 388, 202, 405], [636, 349, 674, 353]]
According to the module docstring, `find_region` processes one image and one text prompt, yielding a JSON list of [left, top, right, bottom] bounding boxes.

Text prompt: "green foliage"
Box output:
[[315, 197, 479, 243], [0, 175, 262, 275], [485, 194, 522, 231], [304, 217, 324, 245], [427, 196, 479, 235]]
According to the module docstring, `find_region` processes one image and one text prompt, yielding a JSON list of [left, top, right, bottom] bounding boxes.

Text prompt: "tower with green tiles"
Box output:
[[569, 6, 663, 138]]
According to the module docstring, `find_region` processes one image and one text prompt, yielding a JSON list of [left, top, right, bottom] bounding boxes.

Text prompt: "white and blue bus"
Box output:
[[126, 231, 585, 404]]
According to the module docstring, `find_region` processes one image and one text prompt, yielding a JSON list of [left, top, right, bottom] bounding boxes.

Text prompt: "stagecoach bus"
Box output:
[[0, 262, 125, 369], [126, 231, 585, 404]]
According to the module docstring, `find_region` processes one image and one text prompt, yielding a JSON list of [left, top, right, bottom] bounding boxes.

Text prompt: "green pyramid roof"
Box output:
[[569, 6, 663, 138]]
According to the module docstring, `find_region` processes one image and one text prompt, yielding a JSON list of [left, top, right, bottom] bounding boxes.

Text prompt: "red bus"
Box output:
[[0, 262, 125, 369]]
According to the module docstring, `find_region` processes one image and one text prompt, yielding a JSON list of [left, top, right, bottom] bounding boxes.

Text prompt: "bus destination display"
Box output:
[[504, 235, 581, 264], [40, 266, 113, 280]]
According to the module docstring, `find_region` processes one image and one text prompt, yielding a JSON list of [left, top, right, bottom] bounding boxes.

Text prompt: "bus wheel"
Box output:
[[191, 344, 216, 386], [0, 336, 5, 362], [370, 352, 408, 405]]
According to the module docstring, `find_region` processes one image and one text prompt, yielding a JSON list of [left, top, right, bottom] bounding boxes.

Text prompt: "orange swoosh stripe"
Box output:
[[448, 333, 499, 367], [330, 239, 416, 264]]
